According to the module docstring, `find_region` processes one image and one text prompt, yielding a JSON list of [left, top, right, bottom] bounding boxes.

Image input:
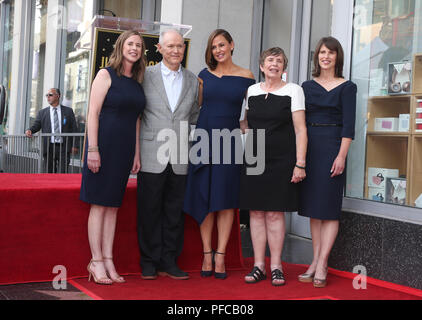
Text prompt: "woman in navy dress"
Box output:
[[183, 29, 255, 279], [298, 37, 356, 288], [80, 30, 146, 285]]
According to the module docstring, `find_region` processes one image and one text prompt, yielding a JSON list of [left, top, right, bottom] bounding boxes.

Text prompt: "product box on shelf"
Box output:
[[368, 187, 385, 202], [368, 167, 399, 188], [416, 101, 422, 132], [416, 118, 422, 132], [398, 114, 410, 132], [415, 194, 422, 208], [374, 118, 399, 131], [388, 62, 412, 95], [385, 177, 406, 205]]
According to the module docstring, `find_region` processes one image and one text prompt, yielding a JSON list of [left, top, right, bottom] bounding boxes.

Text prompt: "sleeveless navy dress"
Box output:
[[298, 80, 356, 220], [183, 68, 255, 225], [80, 67, 146, 207]]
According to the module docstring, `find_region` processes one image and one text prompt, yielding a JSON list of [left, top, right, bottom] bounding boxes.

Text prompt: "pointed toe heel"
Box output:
[[214, 251, 227, 280], [201, 251, 214, 278]]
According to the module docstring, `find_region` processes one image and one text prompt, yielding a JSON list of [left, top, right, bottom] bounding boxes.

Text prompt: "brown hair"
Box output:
[[259, 47, 288, 78], [205, 29, 234, 71], [312, 36, 344, 78], [107, 30, 146, 83]]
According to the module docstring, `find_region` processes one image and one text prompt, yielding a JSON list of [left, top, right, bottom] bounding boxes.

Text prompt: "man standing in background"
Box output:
[[26, 88, 78, 173]]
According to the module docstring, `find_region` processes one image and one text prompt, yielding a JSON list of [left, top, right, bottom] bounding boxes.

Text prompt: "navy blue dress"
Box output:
[[80, 67, 146, 207], [299, 80, 356, 220], [183, 68, 255, 225]]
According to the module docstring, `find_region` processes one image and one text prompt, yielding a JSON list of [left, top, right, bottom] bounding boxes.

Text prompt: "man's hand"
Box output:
[[25, 130, 33, 138]]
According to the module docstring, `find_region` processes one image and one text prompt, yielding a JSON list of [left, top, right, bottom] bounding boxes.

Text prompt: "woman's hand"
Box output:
[[87, 151, 101, 174], [131, 154, 141, 174], [240, 120, 249, 134], [291, 166, 306, 183], [330, 155, 345, 178]]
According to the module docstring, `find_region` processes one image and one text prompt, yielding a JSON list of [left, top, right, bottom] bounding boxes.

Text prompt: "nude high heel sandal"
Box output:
[[87, 259, 113, 285], [104, 257, 126, 283]]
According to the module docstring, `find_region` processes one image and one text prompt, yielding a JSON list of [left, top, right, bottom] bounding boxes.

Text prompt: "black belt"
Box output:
[[308, 123, 342, 127]]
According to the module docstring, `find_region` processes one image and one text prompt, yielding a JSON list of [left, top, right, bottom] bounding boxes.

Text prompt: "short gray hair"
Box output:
[[159, 28, 184, 45]]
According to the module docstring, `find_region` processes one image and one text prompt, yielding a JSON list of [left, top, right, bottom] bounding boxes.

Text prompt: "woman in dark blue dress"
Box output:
[[80, 30, 146, 285], [298, 37, 356, 288], [183, 29, 255, 279]]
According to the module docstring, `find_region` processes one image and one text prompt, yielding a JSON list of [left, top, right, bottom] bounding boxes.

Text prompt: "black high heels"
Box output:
[[214, 251, 227, 280], [200, 251, 214, 277]]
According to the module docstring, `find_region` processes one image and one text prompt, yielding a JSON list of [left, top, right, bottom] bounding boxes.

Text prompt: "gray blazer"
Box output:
[[140, 63, 200, 175]]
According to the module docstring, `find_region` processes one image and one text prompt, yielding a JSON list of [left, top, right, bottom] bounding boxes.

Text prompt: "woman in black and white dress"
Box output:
[[240, 47, 307, 286]]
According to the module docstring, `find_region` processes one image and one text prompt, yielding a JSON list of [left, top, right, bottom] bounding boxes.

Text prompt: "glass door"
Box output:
[[290, 0, 334, 239], [0, 0, 15, 134]]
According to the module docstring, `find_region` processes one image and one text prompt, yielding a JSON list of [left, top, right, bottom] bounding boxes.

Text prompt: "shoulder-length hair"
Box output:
[[259, 47, 288, 78], [205, 29, 234, 71], [107, 30, 146, 84], [312, 37, 344, 78]]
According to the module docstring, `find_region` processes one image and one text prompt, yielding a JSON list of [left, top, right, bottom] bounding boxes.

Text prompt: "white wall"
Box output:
[[161, 0, 255, 76]]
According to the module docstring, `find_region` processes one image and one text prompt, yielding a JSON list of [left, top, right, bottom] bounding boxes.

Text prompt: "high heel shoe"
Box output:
[[214, 251, 227, 280], [104, 257, 126, 283], [200, 251, 214, 277], [87, 259, 113, 285], [313, 268, 328, 288], [298, 271, 315, 283]]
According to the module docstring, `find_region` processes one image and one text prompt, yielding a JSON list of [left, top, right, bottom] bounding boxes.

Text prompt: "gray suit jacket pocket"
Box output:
[[141, 131, 154, 140]]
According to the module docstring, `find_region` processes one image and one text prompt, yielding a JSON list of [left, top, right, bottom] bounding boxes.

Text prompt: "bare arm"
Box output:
[[240, 109, 248, 134], [131, 117, 141, 174], [198, 77, 203, 108], [86, 69, 111, 173], [291, 110, 307, 183]]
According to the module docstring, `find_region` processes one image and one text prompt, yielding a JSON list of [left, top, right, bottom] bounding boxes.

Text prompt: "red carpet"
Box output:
[[69, 258, 422, 300], [2, 174, 422, 300], [0, 174, 242, 285]]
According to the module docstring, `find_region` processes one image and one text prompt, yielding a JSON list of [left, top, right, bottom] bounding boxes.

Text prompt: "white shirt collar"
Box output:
[[50, 105, 61, 111], [161, 62, 182, 77]]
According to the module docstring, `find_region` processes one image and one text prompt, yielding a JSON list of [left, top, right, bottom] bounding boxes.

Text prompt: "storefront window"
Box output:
[[347, 0, 422, 208], [261, 0, 293, 82], [62, 0, 95, 135], [1, 0, 15, 134], [28, 0, 48, 123], [101, 0, 142, 19], [308, 0, 332, 79]]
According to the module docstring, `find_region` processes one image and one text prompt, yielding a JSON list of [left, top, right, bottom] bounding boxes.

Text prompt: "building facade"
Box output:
[[1, 0, 421, 289]]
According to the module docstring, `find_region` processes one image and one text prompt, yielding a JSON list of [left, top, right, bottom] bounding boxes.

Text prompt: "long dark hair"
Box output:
[[312, 36, 344, 78], [108, 30, 146, 84], [205, 29, 234, 71]]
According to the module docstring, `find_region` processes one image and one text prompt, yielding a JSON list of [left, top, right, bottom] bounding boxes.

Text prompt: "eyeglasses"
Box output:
[[45, 94, 56, 97]]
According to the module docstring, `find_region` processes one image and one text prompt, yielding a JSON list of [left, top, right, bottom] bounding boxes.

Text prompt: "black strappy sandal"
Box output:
[[245, 266, 267, 284], [271, 269, 286, 286]]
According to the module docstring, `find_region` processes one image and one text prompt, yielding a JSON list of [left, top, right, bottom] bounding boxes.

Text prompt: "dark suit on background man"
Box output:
[[26, 88, 78, 173]]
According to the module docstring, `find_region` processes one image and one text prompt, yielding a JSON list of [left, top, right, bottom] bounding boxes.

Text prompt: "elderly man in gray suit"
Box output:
[[137, 29, 200, 280]]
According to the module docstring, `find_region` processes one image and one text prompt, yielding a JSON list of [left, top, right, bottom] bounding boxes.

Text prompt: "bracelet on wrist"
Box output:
[[88, 146, 99, 152], [295, 164, 306, 170]]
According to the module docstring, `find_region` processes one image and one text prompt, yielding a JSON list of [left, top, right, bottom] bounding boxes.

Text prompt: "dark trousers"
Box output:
[[43, 143, 69, 173], [137, 165, 187, 272]]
